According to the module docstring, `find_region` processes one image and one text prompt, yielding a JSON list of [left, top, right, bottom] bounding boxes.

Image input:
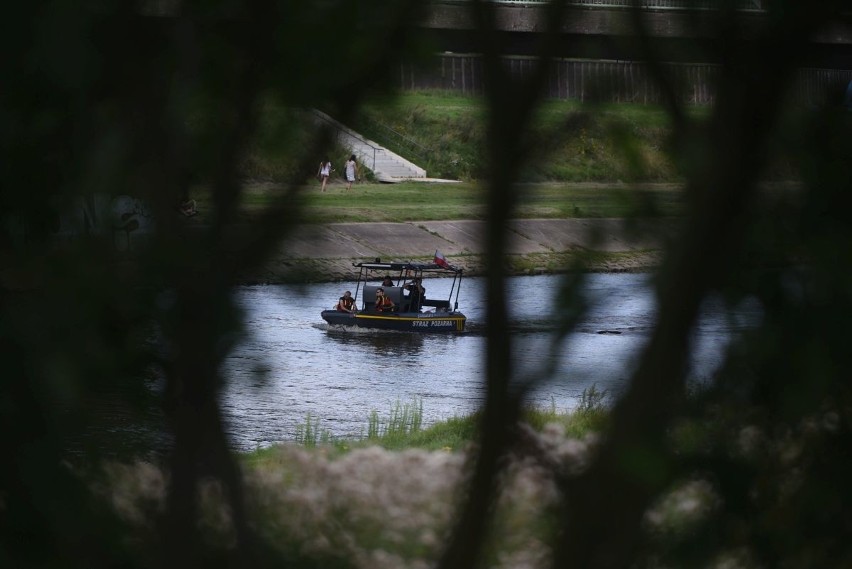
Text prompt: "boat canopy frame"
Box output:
[[351, 261, 464, 312]]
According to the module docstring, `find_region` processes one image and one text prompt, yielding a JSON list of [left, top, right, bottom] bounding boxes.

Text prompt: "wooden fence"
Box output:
[[399, 54, 852, 106], [463, 0, 765, 9]]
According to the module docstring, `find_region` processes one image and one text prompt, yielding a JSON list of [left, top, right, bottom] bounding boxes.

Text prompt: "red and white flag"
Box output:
[[434, 250, 450, 268]]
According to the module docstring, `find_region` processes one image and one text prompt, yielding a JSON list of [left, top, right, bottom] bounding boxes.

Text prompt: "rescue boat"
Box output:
[[321, 260, 466, 333]]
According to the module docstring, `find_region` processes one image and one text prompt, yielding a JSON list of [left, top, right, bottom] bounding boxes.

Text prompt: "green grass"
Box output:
[[214, 179, 685, 225], [294, 413, 334, 448], [236, 90, 794, 196], [520, 388, 610, 438], [355, 92, 683, 182], [236, 91, 684, 184], [243, 388, 610, 462], [400, 415, 480, 451], [366, 398, 423, 440], [202, 90, 699, 225]]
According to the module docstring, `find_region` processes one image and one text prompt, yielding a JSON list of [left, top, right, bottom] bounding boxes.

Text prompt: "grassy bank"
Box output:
[[104, 407, 607, 569], [102, 394, 617, 568], [239, 90, 803, 189], [244, 390, 610, 462], [238, 92, 685, 184], [222, 90, 800, 225], [353, 92, 684, 182], [203, 180, 686, 225]]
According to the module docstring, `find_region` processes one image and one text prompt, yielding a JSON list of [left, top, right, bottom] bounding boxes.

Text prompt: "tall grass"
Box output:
[[576, 383, 608, 413], [520, 387, 610, 439], [285, 391, 608, 454], [294, 413, 334, 447], [366, 397, 423, 439]]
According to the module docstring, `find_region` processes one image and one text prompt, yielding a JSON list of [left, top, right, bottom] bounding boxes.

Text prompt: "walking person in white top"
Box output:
[[317, 158, 332, 192], [344, 154, 359, 190]]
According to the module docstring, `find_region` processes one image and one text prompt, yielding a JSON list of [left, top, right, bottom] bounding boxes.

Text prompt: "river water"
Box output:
[[218, 273, 761, 451]]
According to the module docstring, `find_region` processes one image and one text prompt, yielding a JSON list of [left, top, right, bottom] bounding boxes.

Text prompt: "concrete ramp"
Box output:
[[311, 109, 427, 182]]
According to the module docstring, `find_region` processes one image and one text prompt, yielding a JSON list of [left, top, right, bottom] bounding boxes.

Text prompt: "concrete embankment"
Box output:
[[240, 218, 672, 283]]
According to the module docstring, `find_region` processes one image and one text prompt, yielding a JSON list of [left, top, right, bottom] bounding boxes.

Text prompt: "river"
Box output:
[[217, 273, 761, 451]]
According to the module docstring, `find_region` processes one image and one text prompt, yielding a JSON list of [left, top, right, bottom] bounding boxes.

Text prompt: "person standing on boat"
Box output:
[[381, 276, 394, 287], [336, 291, 356, 313], [344, 154, 359, 190], [405, 277, 425, 311], [375, 288, 395, 312]]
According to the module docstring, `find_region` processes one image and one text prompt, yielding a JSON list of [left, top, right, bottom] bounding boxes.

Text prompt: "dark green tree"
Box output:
[[1, 1, 427, 567]]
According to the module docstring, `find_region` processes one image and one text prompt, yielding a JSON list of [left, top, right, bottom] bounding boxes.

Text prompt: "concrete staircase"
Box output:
[[311, 109, 427, 183]]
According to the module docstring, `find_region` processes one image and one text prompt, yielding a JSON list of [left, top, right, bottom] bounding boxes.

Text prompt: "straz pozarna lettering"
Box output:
[[412, 319, 455, 328]]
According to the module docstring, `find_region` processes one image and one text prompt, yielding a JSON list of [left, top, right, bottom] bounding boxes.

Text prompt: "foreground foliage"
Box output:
[[3, 1, 851, 568], [93, 390, 845, 569], [100, 410, 604, 569]]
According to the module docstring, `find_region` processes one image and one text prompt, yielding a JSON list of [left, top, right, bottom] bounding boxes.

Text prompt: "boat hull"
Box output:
[[321, 310, 466, 333]]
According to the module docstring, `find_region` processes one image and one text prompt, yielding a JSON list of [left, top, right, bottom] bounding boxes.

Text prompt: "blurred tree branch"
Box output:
[[552, 1, 850, 568], [1, 1, 429, 567], [437, 0, 572, 568]]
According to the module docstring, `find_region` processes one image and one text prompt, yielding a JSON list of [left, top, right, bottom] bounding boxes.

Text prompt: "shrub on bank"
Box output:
[[92, 389, 844, 568], [96, 405, 604, 569]]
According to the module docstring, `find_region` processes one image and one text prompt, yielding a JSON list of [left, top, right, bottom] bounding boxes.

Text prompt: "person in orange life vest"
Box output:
[[375, 288, 395, 312], [336, 291, 356, 313]]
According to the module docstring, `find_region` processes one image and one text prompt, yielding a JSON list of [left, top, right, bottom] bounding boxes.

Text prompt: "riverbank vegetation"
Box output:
[[353, 92, 684, 182], [210, 89, 804, 226], [237, 90, 799, 186], [95, 380, 841, 569], [201, 92, 694, 225], [253, 389, 609, 458], [101, 395, 612, 569], [237, 93, 685, 184]]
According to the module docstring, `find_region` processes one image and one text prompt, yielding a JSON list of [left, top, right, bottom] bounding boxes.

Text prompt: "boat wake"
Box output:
[[462, 321, 652, 336], [320, 323, 419, 336]]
